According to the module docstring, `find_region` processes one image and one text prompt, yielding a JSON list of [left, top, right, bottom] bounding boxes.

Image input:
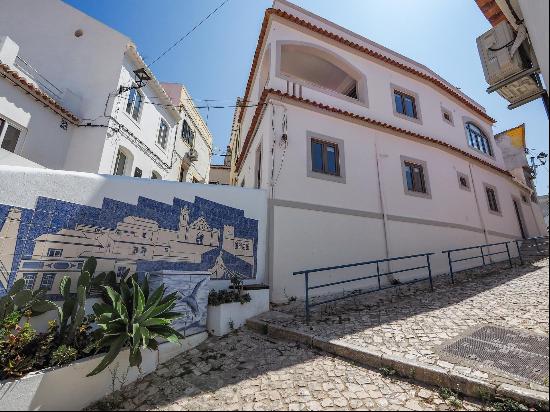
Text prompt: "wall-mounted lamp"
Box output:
[[118, 68, 152, 95]]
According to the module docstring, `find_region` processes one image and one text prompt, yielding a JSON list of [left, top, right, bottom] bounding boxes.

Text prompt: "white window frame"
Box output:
[[157, 118, 169, 150], [0, 115, 26, 154], [125, 87, 144, 122]]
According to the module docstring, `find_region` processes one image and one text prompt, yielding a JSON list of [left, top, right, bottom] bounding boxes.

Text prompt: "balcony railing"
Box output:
[[14, 55, 63, 101]]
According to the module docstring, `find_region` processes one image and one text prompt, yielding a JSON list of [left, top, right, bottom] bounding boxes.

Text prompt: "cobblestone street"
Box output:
[[89, 329, 483, 411], [263, 257, 550, 392], [88, 257, 548, 411]]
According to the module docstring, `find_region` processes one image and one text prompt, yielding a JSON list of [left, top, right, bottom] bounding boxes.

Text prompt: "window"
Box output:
[[521, 194, 529, 203], [151, 171, 161, 180], [311, 139, 340, 176], [255, 145, 262, 189], [442, 108, 454, 125], [485, 186, 500, 213], [114, 150, 127, 176], [465, 122, 492, 156], [157, 119, 169, 149], [22, 273, 37, 290], [0, 118, 22, 153], [181, 120, 194, 146], [47, 248, 63, 257], [457, 172, 471, 191], [39, 273, 56, 291], [134, 167, 142, 178], [404, 162, 426, 193], [394, 90, 417, 119], [401, 156, 431, 198], [125, 88, 143, 121]]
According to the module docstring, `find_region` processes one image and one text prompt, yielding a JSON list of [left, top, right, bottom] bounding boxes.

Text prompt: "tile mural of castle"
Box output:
[[0, 195, 258, 299]]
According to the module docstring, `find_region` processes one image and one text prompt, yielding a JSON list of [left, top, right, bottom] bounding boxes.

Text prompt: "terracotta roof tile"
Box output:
[[0, 62, 79, 123], [236, 89, 511, 184], [238, 8, 495, 125]]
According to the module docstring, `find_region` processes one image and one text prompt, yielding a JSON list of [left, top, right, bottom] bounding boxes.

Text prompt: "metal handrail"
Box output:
[[443, 241, 513, 283], [514, 236, 549, 265], [293, 252, 434, 323]]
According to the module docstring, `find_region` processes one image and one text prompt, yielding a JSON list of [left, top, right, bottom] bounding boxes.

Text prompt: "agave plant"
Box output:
[[87, 276, 182, 376]]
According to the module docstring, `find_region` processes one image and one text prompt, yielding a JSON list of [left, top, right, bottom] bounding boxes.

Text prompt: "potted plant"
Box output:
[[0, 257, 191, 411], [206, 275, 269, 336]]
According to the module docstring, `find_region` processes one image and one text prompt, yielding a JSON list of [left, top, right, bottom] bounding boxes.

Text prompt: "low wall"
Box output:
[[0, 166, 268, 299]]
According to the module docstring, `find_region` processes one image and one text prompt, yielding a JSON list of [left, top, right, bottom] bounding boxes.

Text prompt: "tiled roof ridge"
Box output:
[[238, 8, 495, 124], [236, 89, 511, 183], [0, 62, 79, 123]]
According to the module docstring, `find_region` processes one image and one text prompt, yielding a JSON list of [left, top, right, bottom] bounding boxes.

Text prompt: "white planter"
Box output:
[[0, 332, 207, 411], [207, 289, 270, 336]]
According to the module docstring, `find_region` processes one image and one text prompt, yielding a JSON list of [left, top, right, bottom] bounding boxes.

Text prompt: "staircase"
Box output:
[[517, 236, 549, 259]]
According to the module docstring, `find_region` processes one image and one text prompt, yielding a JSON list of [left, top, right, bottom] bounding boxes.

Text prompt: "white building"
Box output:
[[232, 0, 547, 302], [0, 0, 211, 182]]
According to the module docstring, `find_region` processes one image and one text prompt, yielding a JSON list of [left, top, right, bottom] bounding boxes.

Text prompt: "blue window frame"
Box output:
[[47, 248, 63, 257], [22, 273, 37, 290], [39, 273, 56, 291], [466, 123, 492, 156], [394, 90, 417, 118]]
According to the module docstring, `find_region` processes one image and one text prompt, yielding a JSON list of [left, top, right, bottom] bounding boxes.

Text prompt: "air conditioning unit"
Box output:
[[476, 20, 529, 85]]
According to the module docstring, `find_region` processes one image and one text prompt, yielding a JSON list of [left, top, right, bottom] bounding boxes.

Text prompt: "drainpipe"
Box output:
[[468, 163, 491, 259], [374, 139, 391, 269]]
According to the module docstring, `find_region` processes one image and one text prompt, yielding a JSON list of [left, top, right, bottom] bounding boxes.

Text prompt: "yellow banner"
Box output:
[[505, 124, 526, 149]]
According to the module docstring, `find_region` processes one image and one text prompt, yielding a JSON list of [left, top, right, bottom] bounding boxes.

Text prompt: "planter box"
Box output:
[[207, 288, 270, 336], [0, 332, 207, 411]]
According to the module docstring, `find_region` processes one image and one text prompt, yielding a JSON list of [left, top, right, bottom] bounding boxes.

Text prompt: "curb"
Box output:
[[246, 318, 549, 408]]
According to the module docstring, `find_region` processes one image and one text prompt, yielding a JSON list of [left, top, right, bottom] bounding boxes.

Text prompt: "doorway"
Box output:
[[513, 199, 527, 239]]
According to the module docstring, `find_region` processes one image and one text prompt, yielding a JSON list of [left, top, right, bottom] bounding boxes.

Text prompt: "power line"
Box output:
[[148, 0, 231, 67]]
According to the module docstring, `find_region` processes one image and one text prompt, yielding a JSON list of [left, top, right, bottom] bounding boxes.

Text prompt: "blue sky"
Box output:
[[65, 0, 549, 193]]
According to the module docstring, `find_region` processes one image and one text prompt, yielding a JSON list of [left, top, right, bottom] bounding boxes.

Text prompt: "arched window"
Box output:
[[465, 122, 492, 156], [279, 43, 364, 102]]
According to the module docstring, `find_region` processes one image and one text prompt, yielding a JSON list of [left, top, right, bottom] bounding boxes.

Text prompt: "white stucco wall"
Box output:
[[517, 0, 549, 87]]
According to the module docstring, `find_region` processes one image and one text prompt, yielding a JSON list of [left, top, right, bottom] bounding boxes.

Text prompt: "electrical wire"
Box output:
[[148, 0, 231, 67]]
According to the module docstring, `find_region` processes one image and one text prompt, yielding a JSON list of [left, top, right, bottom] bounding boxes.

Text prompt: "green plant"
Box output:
[[0, 279, 57, 322], [87, 276, 182, 376], [378, 367, 397, 378], [490, 397, 529, 411], [50, 344, 78, 366], [57, 257, 96, 351], [438, 387, 457, 400]]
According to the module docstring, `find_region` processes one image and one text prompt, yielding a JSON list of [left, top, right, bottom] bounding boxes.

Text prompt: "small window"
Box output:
[[47, 248, 63, 257], [39, 273, 56, 291], [22, 273, 37, 290], [311, 139, 340, 176], [157, 119, 169, 149], [457, 172, 470, 191], [0, 118, 22, 153], [466, 122, 492, 156], [394, 90, 417, 119], [486, 186, 500, 213], [255, 145, 262, 189], [151, 171, 161, 180], [404, 161, 427, 193], [442, 108, 453, 125], [114, 150, 127, 176], [125, 88, 143, 121], [521, 194, 529, 203], [134, 167, 142, 178], [181, 120, 194, 146]]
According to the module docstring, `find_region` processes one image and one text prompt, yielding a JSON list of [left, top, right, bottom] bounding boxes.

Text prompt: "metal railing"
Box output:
[[14, 56, 64, 101], [514, 236, 549, 265], [293, 253, 434, 324], [442, 241, 513, 284]]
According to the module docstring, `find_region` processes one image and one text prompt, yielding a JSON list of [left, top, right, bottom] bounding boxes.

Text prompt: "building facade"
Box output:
[[0, 0, 211, 182], [232, 0, 546, 302]]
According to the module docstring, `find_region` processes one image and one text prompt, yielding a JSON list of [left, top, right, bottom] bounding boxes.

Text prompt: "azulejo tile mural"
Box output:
[[0, 195, 259, 300]]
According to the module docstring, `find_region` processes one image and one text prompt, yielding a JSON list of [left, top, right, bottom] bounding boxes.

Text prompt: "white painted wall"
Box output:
[[517, 0, 549, 87]]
